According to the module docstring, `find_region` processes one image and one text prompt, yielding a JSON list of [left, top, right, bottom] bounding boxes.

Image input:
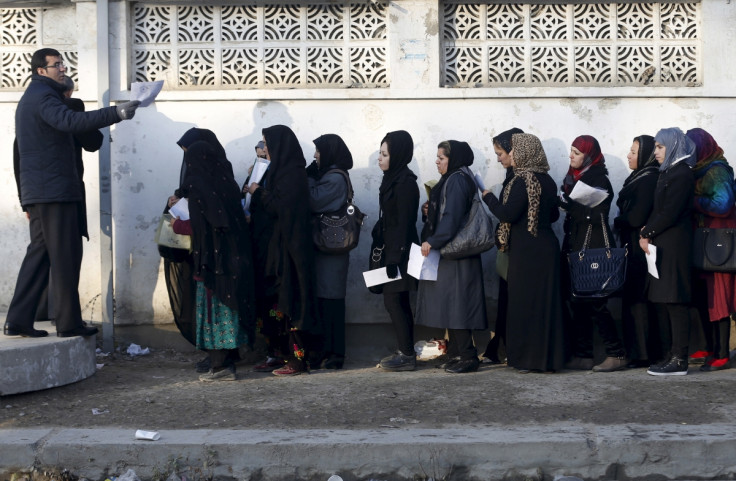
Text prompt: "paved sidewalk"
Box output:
[[1, 341, 736, 481]]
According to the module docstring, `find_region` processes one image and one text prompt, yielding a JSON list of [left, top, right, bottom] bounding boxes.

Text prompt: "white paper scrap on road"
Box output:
[[169, 198, 189, 221], [646, 244, 659, 279], [569, 181, 608, 207], [363, 267, 401, 288], [407, 243, 439, 281], [130, 80, 164, 107]]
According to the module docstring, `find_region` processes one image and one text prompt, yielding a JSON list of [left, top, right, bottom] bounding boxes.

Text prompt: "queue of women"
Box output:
[[158, 123, 735, 381]]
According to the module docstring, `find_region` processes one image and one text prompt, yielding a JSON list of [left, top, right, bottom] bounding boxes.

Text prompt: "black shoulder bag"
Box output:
[[312, 169, 366, 255]]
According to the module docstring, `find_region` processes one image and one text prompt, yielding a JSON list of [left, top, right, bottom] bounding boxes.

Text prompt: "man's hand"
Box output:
[[116, 100, 141, 120]]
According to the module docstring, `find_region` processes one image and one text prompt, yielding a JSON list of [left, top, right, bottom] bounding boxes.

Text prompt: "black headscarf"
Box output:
[[425, 140, 475, 237], [617, 134, 658, 211], [262, 125, 306, 186], [492, 127, 524, 154], [180, 141, 253, 318], [313, 134, 353, 177], [176, 128, 234, 191], [379, 130, 415, 197]]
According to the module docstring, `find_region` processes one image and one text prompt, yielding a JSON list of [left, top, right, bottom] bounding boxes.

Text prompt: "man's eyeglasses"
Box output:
[[44, 62, 65, 70]]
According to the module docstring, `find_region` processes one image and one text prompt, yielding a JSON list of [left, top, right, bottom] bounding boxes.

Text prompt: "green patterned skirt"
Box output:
[[195, 281, 248, 350]]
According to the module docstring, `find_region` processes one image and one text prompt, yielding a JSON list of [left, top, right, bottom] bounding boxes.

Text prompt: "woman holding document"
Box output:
[[640, 128, 695, 376], [482, 133, 564, 373], [415, 140, 487, 374], [559, 135, 627, 372], [375, 130, 420, 372]]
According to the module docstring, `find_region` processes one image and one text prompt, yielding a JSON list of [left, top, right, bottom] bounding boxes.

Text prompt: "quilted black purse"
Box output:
[[568, 214, 628, 298], [312, 169, 366, 255], [692, 228, 736, 272]]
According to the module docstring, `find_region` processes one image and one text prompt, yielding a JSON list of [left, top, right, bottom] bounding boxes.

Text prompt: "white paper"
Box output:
[[135, 429, 160, 441], [244, 159, 270, 213], [169, 198, 189, 221], [474, 171, 486, 192], [363, 267, 402, 288], [130, 80, 164, 108], [407, 243, 440, 281], [646, 244, 659, 279], [569, 181, 609, 208]]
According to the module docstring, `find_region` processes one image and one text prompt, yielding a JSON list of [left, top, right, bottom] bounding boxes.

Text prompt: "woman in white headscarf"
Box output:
[[639, 127, 696, 376]]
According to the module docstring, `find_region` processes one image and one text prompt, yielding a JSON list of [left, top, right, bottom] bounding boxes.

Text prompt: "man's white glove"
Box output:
[[116, 100, 141, 120]]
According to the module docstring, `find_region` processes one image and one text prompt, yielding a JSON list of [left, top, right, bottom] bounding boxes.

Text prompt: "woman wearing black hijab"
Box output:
[[613, 135, 660, 368], [161, 128, 235, 372], [248, 125, 318, 376], [307, 134, 354, 369], [172, 141, 255, 381], [481, 127, 523, 364], [374, 130, 420, 372], [416, 140, 488, 374]]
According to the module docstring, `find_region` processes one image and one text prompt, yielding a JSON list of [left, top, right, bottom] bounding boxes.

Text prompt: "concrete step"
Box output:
[[0, 319, 96, 396]]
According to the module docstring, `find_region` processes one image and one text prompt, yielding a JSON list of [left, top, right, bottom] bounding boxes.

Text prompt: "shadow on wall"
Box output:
[[113, 104, 195, 325]]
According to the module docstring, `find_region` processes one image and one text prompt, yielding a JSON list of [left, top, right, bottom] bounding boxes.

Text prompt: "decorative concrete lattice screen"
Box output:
[[442, 2, 701, 87], [133, 3, 389, 88], [0, 8, 78, 90]]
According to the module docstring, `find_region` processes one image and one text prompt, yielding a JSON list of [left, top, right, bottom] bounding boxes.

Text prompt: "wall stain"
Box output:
[[529, 101, 542, 112], [130, 182, 144, 193], [560, 98, 593, 122], [424, 9, 438, 36], [671, 98, 699, 110], [597, 98, 621, 110], [363, 104, 384, 131], [135, 215, 156, 231]]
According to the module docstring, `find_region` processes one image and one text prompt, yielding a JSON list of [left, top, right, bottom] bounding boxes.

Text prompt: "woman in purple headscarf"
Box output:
[[686, 128, 735, 372]]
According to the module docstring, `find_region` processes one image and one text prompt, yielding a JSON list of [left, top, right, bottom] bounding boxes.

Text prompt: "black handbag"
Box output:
[[568, 214, 628, 298], [368, 215, 385, 294], [692, 228, 736, 272], [312, 169, 366, 255]]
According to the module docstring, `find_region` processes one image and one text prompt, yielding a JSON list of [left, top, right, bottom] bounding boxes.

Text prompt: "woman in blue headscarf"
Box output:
[[640, 127, 696, 376]]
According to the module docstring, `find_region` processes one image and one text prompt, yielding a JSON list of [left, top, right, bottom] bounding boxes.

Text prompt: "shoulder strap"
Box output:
[[325, 168, 354, 203]]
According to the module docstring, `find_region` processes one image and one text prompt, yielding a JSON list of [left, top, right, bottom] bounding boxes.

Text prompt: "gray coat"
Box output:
[[415, 172, 488, 330], [309, 170, 350, 299]]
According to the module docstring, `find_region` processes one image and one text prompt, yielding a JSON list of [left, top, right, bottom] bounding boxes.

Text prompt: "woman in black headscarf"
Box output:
[[171, 141, 255, 381], [613, 135, 661, 368], [161, 128, 235, 372], [483, 133, 564, 373], [374, 131, 420, 372], [416, 140, 488, 374], [306, 134, 354, 369], [481, 127, 523, 364], [248, 124, 318, 376]]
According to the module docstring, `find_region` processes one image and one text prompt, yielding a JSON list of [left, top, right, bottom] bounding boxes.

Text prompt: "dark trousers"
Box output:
[[655, 303, 690, 359], [483, 277, 507, 360], [569, 299, 626, 358], [7, 203, 83, 333], [449, 328, 477, 360], [318, 297, 346, 358], [383, 291, 414, 356]]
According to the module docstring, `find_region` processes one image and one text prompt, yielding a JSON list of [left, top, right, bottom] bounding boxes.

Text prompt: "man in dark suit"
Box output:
[[5, 48, 139, 338]]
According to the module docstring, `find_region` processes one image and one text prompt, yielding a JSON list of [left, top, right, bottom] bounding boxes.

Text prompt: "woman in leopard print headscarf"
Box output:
[[482, 133, 565, 373]]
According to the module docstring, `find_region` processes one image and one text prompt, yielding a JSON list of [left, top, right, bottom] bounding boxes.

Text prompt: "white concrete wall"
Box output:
[[1, 1, 736, 326]]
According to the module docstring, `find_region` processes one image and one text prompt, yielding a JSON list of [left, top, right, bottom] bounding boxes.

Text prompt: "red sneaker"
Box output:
[[253, 356, 285, 372], [689, 351, 712, 364], [700, 357, 730, 372]]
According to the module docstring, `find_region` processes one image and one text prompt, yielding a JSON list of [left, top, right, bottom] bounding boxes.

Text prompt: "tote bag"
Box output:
[[568, 214, 627, 298]]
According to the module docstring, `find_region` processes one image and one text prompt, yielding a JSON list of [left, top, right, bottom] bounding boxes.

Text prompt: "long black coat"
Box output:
[[485, 173, 565, 371], [15, 75, 120, 205], [641, 162, 694, 303], [562, 164, 615, 253], [415, 170, 487, 330], [376, 168, 419, 293], [614, 169, 659, 301]]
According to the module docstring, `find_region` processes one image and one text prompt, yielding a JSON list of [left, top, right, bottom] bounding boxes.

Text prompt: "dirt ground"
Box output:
[[1, 341, 735, 431]]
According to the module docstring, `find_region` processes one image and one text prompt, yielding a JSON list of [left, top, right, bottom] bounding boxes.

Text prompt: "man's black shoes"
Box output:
[[57, 325, 98, 338], [3, 323, 48, 338]]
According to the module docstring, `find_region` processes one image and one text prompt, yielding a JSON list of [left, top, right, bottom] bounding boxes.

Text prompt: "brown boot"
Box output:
[[564, 356, 594, 371], [593, 356, 629, 372]]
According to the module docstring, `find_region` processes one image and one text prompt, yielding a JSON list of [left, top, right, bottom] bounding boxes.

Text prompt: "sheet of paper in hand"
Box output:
[[131, 80, 164, 108]]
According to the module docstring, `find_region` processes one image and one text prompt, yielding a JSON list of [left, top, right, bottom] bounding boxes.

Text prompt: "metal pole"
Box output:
[[96, 0, 114, 353]]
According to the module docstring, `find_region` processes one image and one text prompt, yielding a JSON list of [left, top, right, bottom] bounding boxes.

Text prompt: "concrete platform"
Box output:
[[0, 319, 96, 396]]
